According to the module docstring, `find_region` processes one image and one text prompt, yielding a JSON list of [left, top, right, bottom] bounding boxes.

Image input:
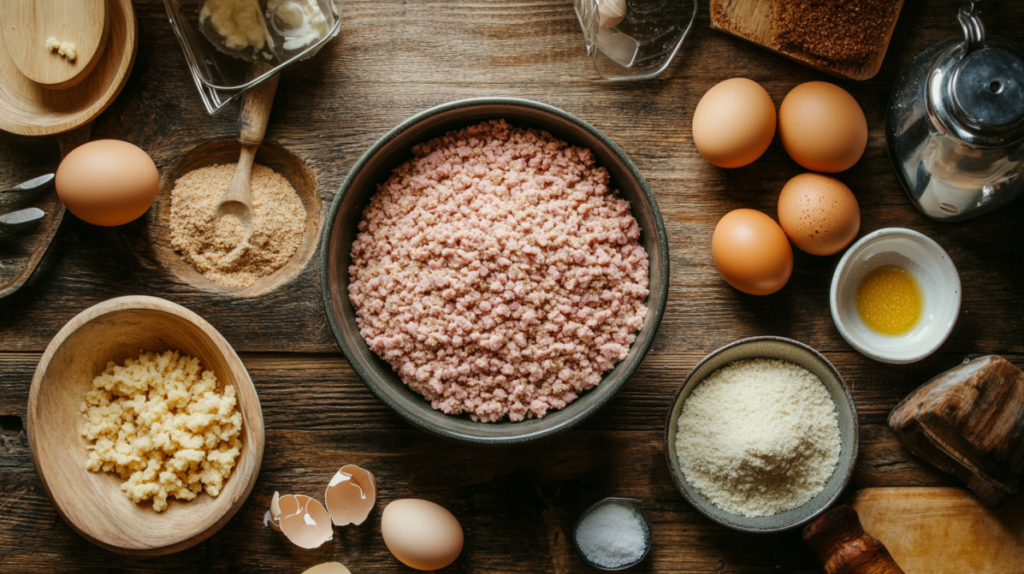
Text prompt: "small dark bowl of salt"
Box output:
[[572, 497, 652, 570]]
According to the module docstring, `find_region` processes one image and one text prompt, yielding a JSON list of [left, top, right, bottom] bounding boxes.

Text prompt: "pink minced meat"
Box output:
[[348, 120, 649, 422]]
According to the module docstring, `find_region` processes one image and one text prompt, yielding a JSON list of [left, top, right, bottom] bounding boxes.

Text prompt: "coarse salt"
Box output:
[[575, 502, 648, 569]]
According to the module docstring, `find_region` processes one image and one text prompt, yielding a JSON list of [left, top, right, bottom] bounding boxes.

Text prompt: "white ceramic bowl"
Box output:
[[830, 228, 961, 364]]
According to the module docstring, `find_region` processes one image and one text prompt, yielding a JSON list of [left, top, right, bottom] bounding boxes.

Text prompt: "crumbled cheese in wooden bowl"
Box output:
[[675, 359, 841, 517], [80, 350, 243, 512]]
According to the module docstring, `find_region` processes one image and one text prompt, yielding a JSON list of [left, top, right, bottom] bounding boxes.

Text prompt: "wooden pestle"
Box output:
[[802, 505, 905, 574]]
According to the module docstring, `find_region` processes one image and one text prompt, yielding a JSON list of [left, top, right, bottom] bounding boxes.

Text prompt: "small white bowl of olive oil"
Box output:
[[830, 228, 961, 364]]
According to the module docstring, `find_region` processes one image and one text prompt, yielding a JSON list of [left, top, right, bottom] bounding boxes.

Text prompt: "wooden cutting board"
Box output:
[[1, 0, 108, 89], [851, 488, 1024, 574], [709, 0, 904, 81]]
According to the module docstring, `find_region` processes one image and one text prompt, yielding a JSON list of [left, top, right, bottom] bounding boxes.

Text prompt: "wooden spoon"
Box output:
[[212, 63, 280, 255], [1, 0, 108, 90]]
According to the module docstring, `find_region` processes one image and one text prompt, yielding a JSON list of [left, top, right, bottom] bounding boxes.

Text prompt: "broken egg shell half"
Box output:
[[301, 562, 352, 574], [325, 464, 377, 527], [278, 494, 334, 549], [264, 491, 283, 531]]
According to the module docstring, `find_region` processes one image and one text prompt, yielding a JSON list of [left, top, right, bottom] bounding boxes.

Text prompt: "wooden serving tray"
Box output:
[[709, 0, 905, 81]]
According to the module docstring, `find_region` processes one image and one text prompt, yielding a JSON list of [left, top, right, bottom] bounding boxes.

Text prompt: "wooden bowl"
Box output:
[[153, 139, 322, 297], [0, 0, 137, 136], [321, 98, 670, 444], [664, 336, 858, 533], [27, 296, 264, 555]]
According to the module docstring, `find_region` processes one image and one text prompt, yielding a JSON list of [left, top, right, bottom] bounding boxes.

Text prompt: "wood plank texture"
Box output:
[[1, 0, 1023, 571]]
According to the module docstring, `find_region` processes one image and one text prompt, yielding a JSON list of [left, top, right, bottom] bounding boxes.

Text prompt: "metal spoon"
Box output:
[[0, 208, 45, 225], [2, 174, 54, 193], [212, 62, 280, 256]]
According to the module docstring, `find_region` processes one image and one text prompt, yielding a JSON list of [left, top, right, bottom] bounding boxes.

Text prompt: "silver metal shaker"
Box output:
[[887, 2, 1024, 221]]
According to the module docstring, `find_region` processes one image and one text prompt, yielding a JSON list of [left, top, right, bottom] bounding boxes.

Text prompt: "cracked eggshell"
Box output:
[[264, 491, 283, 531], [279, 494, 334, 549], [325, 465, 377, 527], [302, 563, 351, 574]]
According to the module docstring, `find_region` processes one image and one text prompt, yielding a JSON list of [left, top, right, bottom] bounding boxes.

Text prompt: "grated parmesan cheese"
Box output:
[[675, 358, 841, 517]]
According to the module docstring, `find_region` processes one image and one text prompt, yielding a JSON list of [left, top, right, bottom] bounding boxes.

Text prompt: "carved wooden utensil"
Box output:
[[0, 0, 108, 89], [212, 63, 280, 253], [889, 355, 1024, 507], [803, 504, 905, 574]]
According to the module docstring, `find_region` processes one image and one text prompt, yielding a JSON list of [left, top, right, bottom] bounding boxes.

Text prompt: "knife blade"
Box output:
[[0, 208, 46, 224], [3, 174, 55, 193]]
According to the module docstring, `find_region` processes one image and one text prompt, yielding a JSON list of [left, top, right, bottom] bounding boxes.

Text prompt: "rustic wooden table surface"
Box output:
[[2, 1, 1023, 572]]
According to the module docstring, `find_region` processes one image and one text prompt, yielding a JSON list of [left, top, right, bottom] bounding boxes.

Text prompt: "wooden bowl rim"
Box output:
[[26, 295, 265, 555]]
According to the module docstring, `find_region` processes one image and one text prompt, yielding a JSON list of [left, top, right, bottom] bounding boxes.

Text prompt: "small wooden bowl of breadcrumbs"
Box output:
[[27, 295, 264, 555], [665, 336, 858, 533], [153, 139, 322, 297]]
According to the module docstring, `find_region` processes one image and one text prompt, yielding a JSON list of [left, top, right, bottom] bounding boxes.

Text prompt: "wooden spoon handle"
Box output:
[[221, 145, 257, 207], [238, 62, 280, 147], [803, 505, 905, 574]]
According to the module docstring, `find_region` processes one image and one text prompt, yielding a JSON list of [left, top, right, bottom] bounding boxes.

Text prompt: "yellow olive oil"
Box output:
[[855, 265, 923, 336]]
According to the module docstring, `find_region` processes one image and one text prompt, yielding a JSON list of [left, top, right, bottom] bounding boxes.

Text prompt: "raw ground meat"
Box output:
[[348, 119, 649, 422]]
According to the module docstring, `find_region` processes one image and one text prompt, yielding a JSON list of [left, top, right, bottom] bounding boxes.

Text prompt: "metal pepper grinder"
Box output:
[[887, 2, 1024, 221]]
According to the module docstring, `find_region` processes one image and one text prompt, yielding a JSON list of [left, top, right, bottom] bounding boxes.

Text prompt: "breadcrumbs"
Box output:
[[170, 163, 305, 287], [80, 350, 243, 512], [349, 120, 650, 423], [773, 0, 901, 65]]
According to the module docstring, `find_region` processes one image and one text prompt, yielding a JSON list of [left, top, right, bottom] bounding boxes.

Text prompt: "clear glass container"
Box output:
[[163, 0, 341, 114], [574, 0, 697, 80]]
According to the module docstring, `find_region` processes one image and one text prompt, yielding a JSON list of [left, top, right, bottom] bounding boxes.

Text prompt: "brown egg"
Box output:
[[382, 499, 464, 570], [712, 209, 793, 295], [777, 173, 861, 256], [779, 82, 867, 173], [692, 78, 777, 168], [55, 139, 159, 226]]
